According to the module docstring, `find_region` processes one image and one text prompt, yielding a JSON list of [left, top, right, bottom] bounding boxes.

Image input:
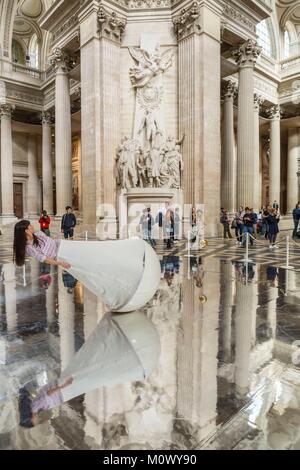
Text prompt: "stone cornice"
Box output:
[[97, 4, 127, 43], [0, 103, 14, 118], [172, 1, 201, 41], [254, 93, 264, 111], [232, 40, 262, 68], [50, 48, 76, 73], [268, 104, 282, 120]]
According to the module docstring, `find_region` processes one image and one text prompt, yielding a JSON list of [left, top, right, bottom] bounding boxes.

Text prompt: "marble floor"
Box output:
[[1, 228, 300, 450]]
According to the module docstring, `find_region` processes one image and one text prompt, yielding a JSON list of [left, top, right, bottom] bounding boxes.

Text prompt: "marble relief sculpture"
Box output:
[[116, 37, 184, 190]]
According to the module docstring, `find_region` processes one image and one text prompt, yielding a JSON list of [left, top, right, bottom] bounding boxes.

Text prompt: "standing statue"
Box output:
[[138, 110, 160, 150]]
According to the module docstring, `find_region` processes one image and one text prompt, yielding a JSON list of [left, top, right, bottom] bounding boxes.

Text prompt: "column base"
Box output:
[[0, 214, 18, 226]]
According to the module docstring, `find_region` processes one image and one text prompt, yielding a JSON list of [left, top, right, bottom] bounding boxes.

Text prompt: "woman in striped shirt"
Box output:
[[13, 220, 71, 269]]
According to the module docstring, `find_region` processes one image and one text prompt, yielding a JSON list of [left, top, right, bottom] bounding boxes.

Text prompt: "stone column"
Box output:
[[233, 40, 261, 209], [268, 105, 281, 206], [42, 112, 54, 215], [27, 134, 40, 218], [0, 104, 16, 223], [221, 81, 237, 214], [4, 263, 17, 334], [287, 128, 300, 213], [174, 0, 223, 236], [78, 3, 126, 236], [50, 48, 73, 216], [253, 95, 264, 212], [219, 261, 233, 362]]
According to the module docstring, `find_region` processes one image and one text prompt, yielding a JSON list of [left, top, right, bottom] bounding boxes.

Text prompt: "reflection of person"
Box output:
[[62, 271, 78, 294], [61, 206, 76, 240], [19, 378, 74, 428], [13, 220, 71, 269], [39, 210, 51, 236], [139, 208, 156, 248]]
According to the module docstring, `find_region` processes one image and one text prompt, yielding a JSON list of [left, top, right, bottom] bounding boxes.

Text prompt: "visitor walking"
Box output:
[[266, 208, 280, 248], [242, 208, 254, 246], [292, 202, 300, 238], [61, 206, 76, 240], [220, 209, 232, 239]]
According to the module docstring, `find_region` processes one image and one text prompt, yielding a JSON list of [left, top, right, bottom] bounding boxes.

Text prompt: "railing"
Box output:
[[11, 62, 42, 79]]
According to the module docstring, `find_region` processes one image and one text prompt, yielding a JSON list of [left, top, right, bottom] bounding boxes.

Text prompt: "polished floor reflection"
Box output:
[[1, 237, 300, 450]]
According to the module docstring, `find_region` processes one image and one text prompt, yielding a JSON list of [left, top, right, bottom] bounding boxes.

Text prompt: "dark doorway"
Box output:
[[13, 183, 23, 219]]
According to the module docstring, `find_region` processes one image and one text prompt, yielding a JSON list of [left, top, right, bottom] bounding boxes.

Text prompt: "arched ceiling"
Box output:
[[13, 0, 44, 39], [276, 0, 300, 30]]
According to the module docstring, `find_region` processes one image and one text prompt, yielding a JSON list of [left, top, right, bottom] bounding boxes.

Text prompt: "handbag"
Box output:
[[231, 219, 237, 229]]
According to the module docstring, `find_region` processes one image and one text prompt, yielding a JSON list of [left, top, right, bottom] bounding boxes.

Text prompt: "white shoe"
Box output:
[[269, 245, 273, 249]]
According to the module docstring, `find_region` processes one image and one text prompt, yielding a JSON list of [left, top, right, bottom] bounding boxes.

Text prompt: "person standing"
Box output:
[[292, 202, 300, 238], [61, 206, 76, 240], [173, 207, 181, 242], [140, 208, 156, 248], [272, 200, 279, 211], [250, 208, 258, 238], [237, 206, 245, 245], [220, 209, 232, 239], [266, 209, 280, 248], [39, 210, 51, 237], [242, 208, 254, 246]]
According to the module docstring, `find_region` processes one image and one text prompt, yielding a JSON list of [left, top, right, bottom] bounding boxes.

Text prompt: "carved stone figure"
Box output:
[[129, 45, 173, 90]]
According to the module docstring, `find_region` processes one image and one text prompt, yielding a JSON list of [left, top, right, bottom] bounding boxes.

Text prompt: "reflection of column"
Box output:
[[287, 129, 300, 213], [58, 271, 75, 370], [219, 261, 233, 362], [269, 105, 281, 205], [42, 112, 54, 215], [46, 266, 55, 325], [30, 260, 40, 296], [0, 104, 16, 223], [233, 40, 261, 208], [4, 263, 17, 333], [50, 48, 72, 216], [253, 95, 264, 212], [234, 275, 257, 397], [79, 4, 125, 235], [27, 135, 40, 218], [177, 258, 218, 441], [174, 0, 223, 236], [222, 81, 237, 213]]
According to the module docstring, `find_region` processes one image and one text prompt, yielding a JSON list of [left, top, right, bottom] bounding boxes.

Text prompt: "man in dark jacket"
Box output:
[[61, 206, 76, 240], [292, 203, 300, 238], [242, 207, 254, 246]]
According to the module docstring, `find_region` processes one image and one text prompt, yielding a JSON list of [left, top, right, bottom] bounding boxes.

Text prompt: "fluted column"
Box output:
[[233, 40, 261, 209], [253, 95, 264, 212], [4, 263, 17, 334], [42, 112, 54, 215], [287, 128, 300, 213], [219, 261, 233, 362], [222, 81, 237, 213], [50, 48, 73, 216], [0, 104, 16, 223], [58, 270, 75, 370], [27, 135, 40, 218], [79, 3, 126, 236], [268, 105, 281, 206], [174, 0, 223, 236]]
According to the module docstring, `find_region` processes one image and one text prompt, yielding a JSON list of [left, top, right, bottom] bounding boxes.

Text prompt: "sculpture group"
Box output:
[[116, 39, 184, 190]]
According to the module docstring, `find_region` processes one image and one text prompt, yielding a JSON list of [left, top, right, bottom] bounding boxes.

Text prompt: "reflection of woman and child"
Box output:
[[140, 204, 181, 250], [160, 256, 180, 286], [18, 311, 160, 428]]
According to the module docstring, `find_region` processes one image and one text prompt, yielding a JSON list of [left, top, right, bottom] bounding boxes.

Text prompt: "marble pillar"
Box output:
[[287, 128, 300, 213], [219, 261, 233, 362], [58, 270, 75, 370], [4, 263, 17, 334], [42, 112, 54, 215], [222, 81, 237, 214], [27, 135, 40, 218], [79, 3, 125, 236], [0, 104, 16, 223], [253, 95, 264, 213], [174, 0, 222, 236], [269, 105, 281, 207], [50, 48, 73, 216], [233, 40, 261, 209], [234, 269, 257, 397]]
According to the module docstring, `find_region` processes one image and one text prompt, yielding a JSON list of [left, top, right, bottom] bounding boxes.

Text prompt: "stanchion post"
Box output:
[[85, 231, 88, 241], [185, 230, 193, 258], [280, 235, 294, 270], [241, 232, 253, 264]]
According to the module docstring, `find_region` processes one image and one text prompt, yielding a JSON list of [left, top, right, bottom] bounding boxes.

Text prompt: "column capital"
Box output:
[[232, 40, 261, 68], [254, 94, 264, 112], [41, 111, 53, 125], [172, 1, 201, 41], [0, 104, 14, 118], [50, 47, 76, 73], [97, 3, 127, 44], [224, 80, 238, 100], [268, 105, 282, 121]]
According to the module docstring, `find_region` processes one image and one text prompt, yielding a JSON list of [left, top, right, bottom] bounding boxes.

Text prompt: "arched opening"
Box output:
[[284, 29, 290, 59], [12, 38, 26, 65], [256, 20, 274, 58], [28, 33, 39, 69]]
